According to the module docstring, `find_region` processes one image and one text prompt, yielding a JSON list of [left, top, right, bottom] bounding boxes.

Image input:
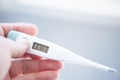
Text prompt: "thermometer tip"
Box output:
[[108, 68, 117, 73]]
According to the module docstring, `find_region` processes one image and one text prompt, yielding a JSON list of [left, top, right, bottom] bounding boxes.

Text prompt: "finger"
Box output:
[[12, 71, 59, 80], [9, 59, 63, 78], [0, 47, 11, 80], [0, 23, 38, 37], [25, 53, 43, 60], [0, 37, 29, 58]]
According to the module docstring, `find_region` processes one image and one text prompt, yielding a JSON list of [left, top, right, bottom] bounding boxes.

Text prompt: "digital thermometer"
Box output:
[[7, 31, 117, 73]]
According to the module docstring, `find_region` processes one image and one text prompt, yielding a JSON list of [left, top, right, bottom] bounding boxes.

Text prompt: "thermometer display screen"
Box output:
[[32, 42, 49, 53]]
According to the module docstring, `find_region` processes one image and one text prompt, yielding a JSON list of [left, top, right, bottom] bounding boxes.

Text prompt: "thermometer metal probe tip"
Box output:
[[108, 68, 117, 73]]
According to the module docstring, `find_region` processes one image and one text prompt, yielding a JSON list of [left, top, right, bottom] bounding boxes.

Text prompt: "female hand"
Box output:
[[0, 23, 63, 80]]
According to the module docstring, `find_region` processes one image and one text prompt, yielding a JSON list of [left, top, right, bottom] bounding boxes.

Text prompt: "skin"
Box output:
[[0, 23, 63, 80]]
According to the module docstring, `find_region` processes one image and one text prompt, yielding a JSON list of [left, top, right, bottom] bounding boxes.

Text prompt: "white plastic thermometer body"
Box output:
[[7, 31, 117, 73]]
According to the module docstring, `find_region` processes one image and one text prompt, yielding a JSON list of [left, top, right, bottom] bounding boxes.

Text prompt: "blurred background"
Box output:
[[0, 0, 120, 80]]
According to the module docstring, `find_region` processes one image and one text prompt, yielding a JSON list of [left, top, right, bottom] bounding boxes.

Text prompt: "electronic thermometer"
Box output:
[[7, 31, 117, 73]]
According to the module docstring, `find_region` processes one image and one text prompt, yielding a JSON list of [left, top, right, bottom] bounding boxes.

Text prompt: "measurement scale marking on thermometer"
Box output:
[[7, 31, 117, 74]]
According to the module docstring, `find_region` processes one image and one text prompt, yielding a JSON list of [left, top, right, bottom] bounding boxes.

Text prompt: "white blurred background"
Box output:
[[0, 0, 120, 80]]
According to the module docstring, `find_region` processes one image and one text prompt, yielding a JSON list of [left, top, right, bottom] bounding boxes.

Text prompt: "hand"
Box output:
[[0, 23, 63, 80]]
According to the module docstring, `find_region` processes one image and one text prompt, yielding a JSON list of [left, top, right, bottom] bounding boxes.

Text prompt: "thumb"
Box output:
[[0, 37, 29, 58], [0, 37, 29, 80]]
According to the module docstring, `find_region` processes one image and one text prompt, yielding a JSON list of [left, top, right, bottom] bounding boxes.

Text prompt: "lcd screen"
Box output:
[[32, 42, 49, 53]]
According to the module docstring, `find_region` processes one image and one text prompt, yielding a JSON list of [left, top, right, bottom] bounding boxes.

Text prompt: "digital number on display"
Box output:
[[32, 42, 49, 53]]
